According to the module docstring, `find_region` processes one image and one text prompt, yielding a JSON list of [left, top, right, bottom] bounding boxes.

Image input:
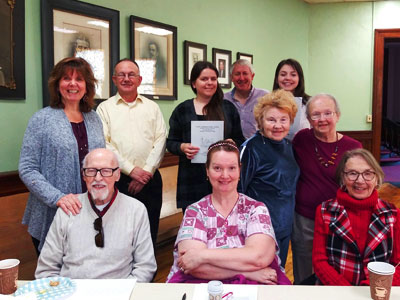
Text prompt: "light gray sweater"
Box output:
[[19, 107, 105, 250], [35, 192, 157, 282]]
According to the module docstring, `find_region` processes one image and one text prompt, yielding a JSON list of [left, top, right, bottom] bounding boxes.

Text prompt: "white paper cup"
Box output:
[[0, 259, 20, 295], [367, 262, 395, 300]]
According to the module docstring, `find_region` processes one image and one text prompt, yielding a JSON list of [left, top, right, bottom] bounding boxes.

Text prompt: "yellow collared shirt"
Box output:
[[97, 93, 167, 175]]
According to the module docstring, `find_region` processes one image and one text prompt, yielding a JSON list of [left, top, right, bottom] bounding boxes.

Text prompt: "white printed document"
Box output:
[[191, 120, 224, 163]]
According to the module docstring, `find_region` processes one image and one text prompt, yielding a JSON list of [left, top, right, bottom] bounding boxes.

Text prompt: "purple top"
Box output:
[[224, 87, 268, 139], [292, 128, 362, 220], [167, 193, 279, 281], [71, 121, 89, 192]]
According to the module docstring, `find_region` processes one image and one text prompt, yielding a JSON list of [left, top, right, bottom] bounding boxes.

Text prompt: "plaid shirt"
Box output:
[[321, 196, 397, 285]]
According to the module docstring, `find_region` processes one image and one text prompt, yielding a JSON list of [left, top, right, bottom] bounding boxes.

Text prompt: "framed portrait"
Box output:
[[237, 52, 253, 64], [130, 15, 177, 100], [184, 41, 207, 85], [0, 0, 25, 100], [212, 48, 231, 89], [41, 0, 119, 106]]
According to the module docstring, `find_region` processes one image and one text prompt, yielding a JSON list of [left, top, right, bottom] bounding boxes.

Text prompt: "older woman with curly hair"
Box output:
[[313, 149, 400, 286], [19, 57, 105, 255], [239, 89, 300, 267]]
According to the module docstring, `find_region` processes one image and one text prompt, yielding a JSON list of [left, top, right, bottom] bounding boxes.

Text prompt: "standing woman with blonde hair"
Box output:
[[239, 89, 300, 267]]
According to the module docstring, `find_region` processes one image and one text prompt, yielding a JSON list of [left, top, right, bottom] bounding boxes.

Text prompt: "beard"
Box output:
[[89, 180, 110, 203]]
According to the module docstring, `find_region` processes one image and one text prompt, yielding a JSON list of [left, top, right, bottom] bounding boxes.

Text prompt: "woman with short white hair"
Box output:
[[291, 93, 362, 284]]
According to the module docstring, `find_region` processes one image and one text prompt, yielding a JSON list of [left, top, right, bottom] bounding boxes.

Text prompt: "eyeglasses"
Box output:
[[343, 170, 376, 181], [114, 72, 139, 79], [93, 217, 104, 248], [310, 111, 335, 121], [83, 167, 119, 177]]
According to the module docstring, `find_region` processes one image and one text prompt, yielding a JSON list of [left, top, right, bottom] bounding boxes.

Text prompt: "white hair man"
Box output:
[[35, 148, 156, 281], [224, 59, 269, 139]]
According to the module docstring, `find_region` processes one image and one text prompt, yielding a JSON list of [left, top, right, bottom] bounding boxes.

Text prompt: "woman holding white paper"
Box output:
[[166, 61, 244, 211]]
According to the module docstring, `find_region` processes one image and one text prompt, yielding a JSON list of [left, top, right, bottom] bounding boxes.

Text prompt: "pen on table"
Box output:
[[182, 292, 186, 300], [222, 292, 233, 299]]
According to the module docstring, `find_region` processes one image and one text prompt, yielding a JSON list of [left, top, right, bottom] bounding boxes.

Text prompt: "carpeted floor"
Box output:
[[382, 165, 400, 187], [380, 146, 400, 187]]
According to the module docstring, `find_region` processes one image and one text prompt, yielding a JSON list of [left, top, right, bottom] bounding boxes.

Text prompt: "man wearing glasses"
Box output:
[[36, 148, 156, 281], [97, 59, 167, 249]]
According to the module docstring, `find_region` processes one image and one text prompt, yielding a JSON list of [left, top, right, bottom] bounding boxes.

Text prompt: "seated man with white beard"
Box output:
[[35, 148, 156, 282]]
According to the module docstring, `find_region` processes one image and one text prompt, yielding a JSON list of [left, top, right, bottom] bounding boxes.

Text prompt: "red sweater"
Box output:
[[313, 189, 400, 285]]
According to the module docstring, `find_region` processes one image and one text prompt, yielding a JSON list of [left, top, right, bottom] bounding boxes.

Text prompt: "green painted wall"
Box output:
[[308, 2, 373, 131], [308, 1, 400, 131], [0, 0, 309, 172]]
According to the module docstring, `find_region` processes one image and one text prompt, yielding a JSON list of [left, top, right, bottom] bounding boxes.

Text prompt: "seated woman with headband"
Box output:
[[167, 140, 290, 285]]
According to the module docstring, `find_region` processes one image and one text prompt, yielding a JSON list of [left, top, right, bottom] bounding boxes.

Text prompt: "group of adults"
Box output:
[[19, 54, 400, 286]]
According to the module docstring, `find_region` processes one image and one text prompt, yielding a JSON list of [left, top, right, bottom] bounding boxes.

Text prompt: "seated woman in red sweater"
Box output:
[[312, 148, 400, 285]]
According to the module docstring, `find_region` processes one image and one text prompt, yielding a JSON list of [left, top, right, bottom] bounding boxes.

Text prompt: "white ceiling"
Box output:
[[304, 0, 385, 3]]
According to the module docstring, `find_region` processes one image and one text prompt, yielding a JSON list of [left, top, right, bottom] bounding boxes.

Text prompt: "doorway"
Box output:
[[372, 29, 400, 160]]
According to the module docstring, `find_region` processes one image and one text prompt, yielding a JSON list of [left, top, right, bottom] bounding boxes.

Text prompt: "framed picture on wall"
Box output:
[[130, 15, 177, 100], [41, 0, 120, 106], [184, 40, 207, 85], [212, 48, 231, 89], [237, 52, 253, 64], [0, 0, 25, 100]]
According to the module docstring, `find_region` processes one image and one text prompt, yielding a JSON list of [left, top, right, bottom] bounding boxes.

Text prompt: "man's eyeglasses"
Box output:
[[94, 217, 104, 248], [310, 111, 335, 121], [114, 73, 139, 79], [83, 167, 119, 177], [343, 170, 376, 181]]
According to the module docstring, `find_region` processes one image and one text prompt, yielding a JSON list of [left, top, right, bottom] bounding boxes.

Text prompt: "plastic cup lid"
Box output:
[[208, 280, 223, 293], [367, 261, 395, 275]]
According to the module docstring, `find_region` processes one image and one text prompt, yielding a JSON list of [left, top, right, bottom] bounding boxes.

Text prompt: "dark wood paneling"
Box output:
[[0, 152, 179, 197], [0, 171, 27, 197], [0, 193, 37, 280], [160, 152, 179, 168], [340, 130, 373, 153]]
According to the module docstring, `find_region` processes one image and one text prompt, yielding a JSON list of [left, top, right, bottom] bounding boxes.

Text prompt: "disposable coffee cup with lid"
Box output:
[[367, 261, 395, 300], [208, 280, 223, 300]]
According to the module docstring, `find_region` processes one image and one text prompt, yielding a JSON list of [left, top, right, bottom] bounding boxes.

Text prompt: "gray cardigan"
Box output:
[[19, 107, 105, 250]]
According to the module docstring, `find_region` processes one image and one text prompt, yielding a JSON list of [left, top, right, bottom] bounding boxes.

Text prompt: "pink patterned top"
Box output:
[[167, 193, 279, 281]]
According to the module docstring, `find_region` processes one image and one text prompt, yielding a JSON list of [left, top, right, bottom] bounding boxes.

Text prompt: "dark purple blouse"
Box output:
[[71, 121, 89, 192]]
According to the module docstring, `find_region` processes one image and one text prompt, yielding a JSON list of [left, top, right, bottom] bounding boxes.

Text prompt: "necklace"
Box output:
[[314, 132, 339, 168]]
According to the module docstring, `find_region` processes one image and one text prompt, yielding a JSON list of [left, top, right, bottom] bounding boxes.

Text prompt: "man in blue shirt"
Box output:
[[224, 59, 268, 139]]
